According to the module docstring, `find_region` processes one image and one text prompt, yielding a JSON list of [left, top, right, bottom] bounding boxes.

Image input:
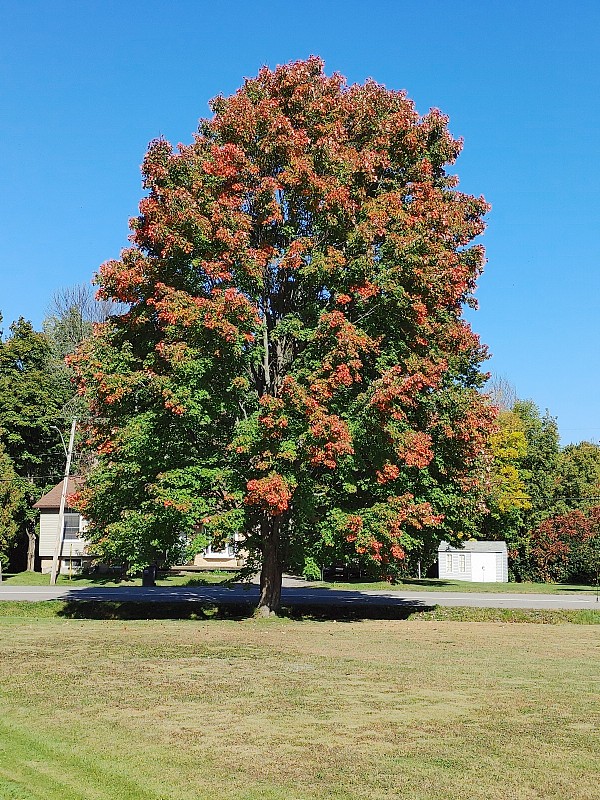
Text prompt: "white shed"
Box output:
[[438, 540, 508, 583]]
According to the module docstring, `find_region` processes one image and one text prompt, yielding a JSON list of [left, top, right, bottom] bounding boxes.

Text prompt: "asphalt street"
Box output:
[[0, 582, 598, 610]]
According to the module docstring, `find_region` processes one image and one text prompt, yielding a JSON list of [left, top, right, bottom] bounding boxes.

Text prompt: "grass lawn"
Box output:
[[0, 606, 598, 799], [0, 571, 231, 587], [317, 577, 599, 595], [4, 571, 598, 595]]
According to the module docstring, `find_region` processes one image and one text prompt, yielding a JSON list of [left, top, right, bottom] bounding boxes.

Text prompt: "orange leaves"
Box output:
[[309, 310, 378, 400], [163, 397, 185, 416], [346, 515, 363, 539], [258, 395, 289, 439], [96, 438, 115, 456], [155, 340, 188, 365], [202, 142, 249, 180], [308, 409, 353, 469], [390, 544, 405, 560], [259, 379, 353, 471], [97, 251, 147, 304], [398, 431, 434, 469], [149, 284, 260, 344], [352, 281, 380, 301], [245, 473, 292, 517], [385, 494, 443, 532], [376, 462, 400, 484], [412, 300, 428, 326], [346, 494, 442, 566], [161, 498, 192, 513], [335, 293, 352, 306], [279, 238, 311, 271], [369, 362, 446, 420]]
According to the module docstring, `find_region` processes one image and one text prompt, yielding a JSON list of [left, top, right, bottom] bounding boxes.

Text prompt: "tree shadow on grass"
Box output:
[[56, 600, 254, 621], [326, 576, 454, 588], [279, 603, 436, 621], [553, 584, 600, 593], [398, 578, 453, 588], [63, 574, 135, 586], [55, 599, 435, 622], [62, 573, 236, 588]]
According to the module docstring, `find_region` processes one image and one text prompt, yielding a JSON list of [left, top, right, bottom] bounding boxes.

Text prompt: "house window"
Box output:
[[459, 554, 466, 573], [63, 513, 81, 540], [446, 553, 453, 572], [205, 541, 234, 558]]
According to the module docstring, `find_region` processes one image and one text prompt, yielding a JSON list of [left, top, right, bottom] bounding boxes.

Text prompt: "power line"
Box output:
[[0, 474, 80, 483]]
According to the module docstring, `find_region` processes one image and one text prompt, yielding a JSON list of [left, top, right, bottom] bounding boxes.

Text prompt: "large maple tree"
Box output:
[[73, 58, 494, 612]]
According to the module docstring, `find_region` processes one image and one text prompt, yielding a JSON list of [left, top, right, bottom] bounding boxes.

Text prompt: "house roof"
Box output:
[[33, 477, 83, 510], [438, 540, 508, 554]]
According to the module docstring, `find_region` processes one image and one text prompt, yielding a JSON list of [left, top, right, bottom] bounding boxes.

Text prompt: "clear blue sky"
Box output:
[[1, 0, 598, 444]]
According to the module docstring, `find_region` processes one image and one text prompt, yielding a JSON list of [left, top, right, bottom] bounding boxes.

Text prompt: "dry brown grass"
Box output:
[[0, 614, 598, 799]]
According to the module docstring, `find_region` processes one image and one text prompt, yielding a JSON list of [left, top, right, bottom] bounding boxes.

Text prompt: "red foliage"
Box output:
[[245, 473, 292, 517], [396, 431, 434, 469], [529, 508, 599, 582], [369, 363, 446, 421], [376, 463, 401, 484], [308, 409, 354, 469]]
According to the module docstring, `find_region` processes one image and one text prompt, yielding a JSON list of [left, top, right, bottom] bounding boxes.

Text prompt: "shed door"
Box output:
[[470, 553, 497, 582]]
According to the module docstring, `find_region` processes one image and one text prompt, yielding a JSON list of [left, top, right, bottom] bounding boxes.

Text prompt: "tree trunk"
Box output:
[[26, 526, 37, 572], [257, 517, 283, 615]]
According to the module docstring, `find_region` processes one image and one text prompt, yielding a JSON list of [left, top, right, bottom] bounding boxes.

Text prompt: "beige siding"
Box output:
[[193, 554, 241, 569], [40, 556, 93, 575], [38, 511, 88, 558]]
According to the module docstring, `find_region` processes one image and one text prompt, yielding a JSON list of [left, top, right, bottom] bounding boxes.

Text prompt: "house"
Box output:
[[438, 540, 508, 583], [33, 477, 90, 575], [190, 535, 245, 571], [34, 478, 244, 573]]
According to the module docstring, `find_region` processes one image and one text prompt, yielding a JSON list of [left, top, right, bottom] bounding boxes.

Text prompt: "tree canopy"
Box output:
[[555, 441, 600, 513], [0, 316, 72, 568], [73, 58, 495, 610], [0, 441, 23, 569]]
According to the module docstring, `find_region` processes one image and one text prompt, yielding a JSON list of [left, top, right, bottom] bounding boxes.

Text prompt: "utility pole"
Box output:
[[50, 419, 77, 585]]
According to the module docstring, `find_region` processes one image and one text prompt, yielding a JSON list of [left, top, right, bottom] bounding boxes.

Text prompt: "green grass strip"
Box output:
[[0, 600, 598, 624]]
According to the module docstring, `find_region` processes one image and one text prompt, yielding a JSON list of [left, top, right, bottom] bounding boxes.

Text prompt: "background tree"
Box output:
[[44, 283, 125, 360], [483, 408, 531, 568], [554, 441, 600, 513], [490, 400, 559, 579], [73, 58, 494, 612], [527, 506, 600, 584], [487, 374, 518, 412], [0, 442, 23, 570], [486, 397, 600, 582], [0, 316, 70, 569], [41, 283, 127, 481], [518, 442, 600, 584], [513, 400, 560, 521]]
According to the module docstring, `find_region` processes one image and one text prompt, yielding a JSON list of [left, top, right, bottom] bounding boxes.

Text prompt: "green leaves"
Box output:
[[0, 443, 23, 568]]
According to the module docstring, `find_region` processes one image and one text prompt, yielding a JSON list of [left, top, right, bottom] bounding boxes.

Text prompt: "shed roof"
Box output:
[[33, 477, 83, 510], [438, 540, 507, 554]]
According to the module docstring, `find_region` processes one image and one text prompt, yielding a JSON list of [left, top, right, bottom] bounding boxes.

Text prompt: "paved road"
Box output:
[[0, 582, 598, 610]]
